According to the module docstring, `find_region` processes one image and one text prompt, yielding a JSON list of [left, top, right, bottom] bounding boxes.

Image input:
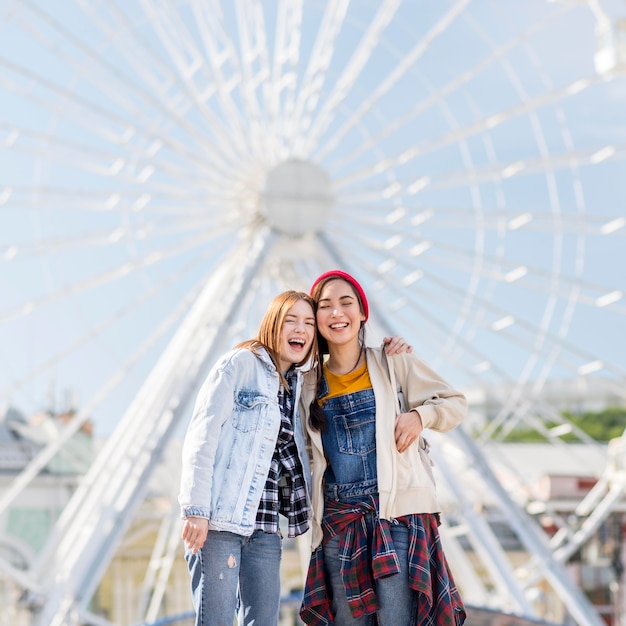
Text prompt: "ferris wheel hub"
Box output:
[[262, 159, 334, 237]]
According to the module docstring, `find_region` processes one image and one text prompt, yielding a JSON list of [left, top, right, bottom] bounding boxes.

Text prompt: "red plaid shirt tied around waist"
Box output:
[[300, 497, 466, 626]]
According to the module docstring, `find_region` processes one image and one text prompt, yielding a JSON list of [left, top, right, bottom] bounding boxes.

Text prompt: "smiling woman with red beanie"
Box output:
[[300, 270, 467, 626]]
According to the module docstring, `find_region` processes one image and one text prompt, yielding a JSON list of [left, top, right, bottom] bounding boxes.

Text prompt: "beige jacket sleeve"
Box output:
[[390, 351, 467, 432]]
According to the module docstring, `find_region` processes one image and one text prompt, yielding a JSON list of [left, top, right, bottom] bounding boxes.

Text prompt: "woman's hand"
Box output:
[[181, 516, 209, 553], [395, 410, 423, 453], [383, 336, 413, 354]]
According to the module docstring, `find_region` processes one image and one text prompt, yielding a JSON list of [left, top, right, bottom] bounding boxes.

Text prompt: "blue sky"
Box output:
[[1, 0, 625, 436]]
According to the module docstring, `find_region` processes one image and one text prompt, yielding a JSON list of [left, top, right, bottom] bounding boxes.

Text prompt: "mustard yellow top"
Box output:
[[323, 360, 372, 398]]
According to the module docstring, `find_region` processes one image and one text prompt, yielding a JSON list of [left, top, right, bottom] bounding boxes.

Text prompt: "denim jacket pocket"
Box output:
[[232, 390, 268, 432]]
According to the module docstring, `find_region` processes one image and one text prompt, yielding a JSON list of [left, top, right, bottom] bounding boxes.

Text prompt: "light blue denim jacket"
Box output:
[[178, 346, 312, 537]]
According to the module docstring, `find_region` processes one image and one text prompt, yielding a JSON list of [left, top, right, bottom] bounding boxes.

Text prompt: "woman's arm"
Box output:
[[395, 352, 467, 433]]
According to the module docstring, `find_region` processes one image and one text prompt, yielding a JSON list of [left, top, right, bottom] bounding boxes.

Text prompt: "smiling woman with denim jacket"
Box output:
[[178, 290, 317, 626]]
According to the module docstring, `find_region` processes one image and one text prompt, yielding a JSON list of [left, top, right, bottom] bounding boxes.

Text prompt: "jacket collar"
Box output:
[[255, 345, 313, 378], [255, 346, 278, 374]]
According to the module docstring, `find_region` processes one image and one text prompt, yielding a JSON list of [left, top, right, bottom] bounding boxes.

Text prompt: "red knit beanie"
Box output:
[[310, 270, 369, 322]]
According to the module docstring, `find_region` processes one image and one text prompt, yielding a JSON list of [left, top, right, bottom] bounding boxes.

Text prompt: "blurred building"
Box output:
[[0, 406, 93, 626], [464, 378, 626, 429], [450, 441, 626, 626]]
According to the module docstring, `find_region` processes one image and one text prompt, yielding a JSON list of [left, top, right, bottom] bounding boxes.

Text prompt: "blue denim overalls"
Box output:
[[318, 368, 416, 625], [320, 374, 378, 504]]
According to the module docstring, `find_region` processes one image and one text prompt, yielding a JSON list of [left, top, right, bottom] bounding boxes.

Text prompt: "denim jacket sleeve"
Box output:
[[178, 356, 235, 519]]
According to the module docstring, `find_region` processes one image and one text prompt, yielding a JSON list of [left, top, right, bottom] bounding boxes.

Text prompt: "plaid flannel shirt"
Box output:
[[300, 496, 466, 626], [255, 368, 309, 538]]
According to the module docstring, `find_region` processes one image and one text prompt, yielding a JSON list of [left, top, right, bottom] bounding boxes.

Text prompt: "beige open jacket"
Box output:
[[300, 347, 467, 550]]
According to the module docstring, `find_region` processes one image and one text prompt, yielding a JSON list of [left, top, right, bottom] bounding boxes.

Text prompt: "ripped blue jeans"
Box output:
[[185, 529, 282, 626]]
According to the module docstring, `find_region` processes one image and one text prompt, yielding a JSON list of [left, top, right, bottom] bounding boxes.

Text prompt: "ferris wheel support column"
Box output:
[[450, 428, 605, 626], [27, 228, 276, 626], [429, 441, 538, 615]]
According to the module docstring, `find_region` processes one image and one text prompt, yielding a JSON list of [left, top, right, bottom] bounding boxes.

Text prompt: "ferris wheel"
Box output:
[[1, 1, 625, 625]]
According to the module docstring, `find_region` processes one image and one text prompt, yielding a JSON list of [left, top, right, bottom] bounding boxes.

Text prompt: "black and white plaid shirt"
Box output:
[[255, 368, 310, 538]]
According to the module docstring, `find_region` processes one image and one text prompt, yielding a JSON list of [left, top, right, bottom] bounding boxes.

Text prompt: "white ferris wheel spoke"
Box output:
[[314, 0, 471, 161], [335, 198, 624, 236], [137, 0, 253, 163], [331, 66, 622, 190], [0, 56, 237, 178], [232, 0, 273, 157], [0, 245, 219, 398], [323, 5, 569, 170], [187, 0, 254, 149], [0, 228, 231, 324], [288, 0, 350, 152], [0, 122, 243, 192], [395, 142, 626, 193], [300, 0, 403, 155], [1, 213, 230, 261], [269, 0, 303, 151], [2, 7, 250, 176]]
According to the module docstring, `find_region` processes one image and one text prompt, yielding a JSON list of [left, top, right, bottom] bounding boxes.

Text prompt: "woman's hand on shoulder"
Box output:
[[383, 336, 413, 355], [181, 516, 209, 553], [394, 410, 423, 453]]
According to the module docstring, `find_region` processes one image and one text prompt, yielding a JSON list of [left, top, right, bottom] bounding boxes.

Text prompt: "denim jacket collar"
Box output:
[[255, 346, 278, 376], [256, 344, 313, 380]]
